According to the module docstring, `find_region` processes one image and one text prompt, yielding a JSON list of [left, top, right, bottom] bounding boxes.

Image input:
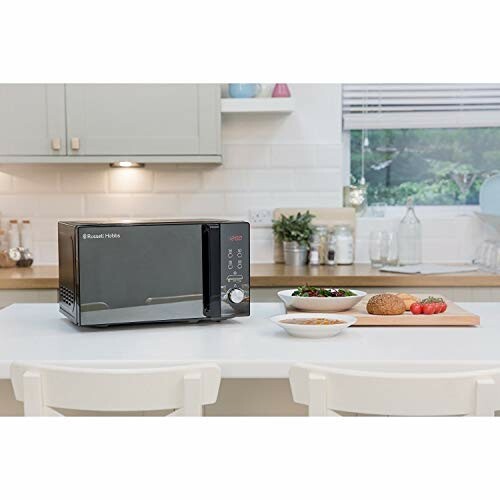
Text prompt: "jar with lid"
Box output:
[[313, 225, 329, 264], [333, 225, 354, 265], [308, 233, 321, 266]]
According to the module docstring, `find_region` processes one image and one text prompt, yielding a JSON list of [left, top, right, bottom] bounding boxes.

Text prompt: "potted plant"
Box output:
[[272, 211, 315, 266]]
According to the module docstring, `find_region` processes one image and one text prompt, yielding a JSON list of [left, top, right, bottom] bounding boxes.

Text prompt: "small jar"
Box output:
[[308, 234, 321, 266], [333, 225, 354, 265], [326, 232, 336, 266], [313, 225, 329, 264]]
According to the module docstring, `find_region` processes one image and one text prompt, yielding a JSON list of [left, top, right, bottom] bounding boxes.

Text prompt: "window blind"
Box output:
[[343, 84, 500, 130]]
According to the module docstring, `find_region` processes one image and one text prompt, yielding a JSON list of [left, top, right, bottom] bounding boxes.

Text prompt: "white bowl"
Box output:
[[271, 313, 357, 339], [277, 288, 366, 312]]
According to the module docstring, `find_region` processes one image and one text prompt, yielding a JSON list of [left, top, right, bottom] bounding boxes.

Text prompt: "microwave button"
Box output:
[[228, 287, 245, 304]]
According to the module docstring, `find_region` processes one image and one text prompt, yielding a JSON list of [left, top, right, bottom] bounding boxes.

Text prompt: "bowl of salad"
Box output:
[[277, 285, 366, 312]]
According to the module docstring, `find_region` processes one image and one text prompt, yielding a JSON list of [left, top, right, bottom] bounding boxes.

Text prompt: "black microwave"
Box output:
[[58, 220, 250, 327]]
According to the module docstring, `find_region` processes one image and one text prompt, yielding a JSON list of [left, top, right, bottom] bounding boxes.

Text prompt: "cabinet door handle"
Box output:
[[71, 137, 80, 151], [51, 138, 61, 151]]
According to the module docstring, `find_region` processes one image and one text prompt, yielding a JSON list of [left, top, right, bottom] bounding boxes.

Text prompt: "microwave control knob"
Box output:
[[228, 287, 245, 304]]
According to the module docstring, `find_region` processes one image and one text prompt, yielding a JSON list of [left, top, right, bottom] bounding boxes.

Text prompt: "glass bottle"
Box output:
[[398, 197, 422, 265], [20, 220, 34, 250], [309, 234, 321, 266], [326, 232, 336, 266]]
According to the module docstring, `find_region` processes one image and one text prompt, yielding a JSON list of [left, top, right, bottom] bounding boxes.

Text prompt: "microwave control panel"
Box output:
[[220, 222, 250, 317]]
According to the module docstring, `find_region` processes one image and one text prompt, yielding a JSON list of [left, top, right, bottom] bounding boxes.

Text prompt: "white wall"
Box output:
[[0, 83, 491, 265]]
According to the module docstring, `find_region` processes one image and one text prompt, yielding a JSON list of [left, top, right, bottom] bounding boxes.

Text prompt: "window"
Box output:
[[343, 84, 500, 206], [350, 128, 500, 206]]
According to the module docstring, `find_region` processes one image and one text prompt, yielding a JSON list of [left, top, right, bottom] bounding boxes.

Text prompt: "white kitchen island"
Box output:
[[1, 302, 500, 416]]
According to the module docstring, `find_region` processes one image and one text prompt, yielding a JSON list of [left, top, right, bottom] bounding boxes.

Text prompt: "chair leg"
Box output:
[[183, 372, 203, 417], [308, 373, 328, 417], [23, 371, 44, 417], [474, 378, 496, 416]]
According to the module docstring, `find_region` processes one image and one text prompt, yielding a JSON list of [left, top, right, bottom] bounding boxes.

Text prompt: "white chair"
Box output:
[[289, 363, 500, 416], [10, 362, 221, 416]]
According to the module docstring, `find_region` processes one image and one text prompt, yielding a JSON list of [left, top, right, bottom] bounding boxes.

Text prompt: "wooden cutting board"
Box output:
[[287, 294, 480, 327]]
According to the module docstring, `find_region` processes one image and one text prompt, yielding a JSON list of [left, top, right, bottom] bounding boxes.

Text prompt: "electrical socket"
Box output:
[[248, 208, 273, 226]]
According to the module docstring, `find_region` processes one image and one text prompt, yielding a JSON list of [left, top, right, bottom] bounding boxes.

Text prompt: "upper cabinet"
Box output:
[[0, 84, 66, 156], [0, 84, 221, 163]]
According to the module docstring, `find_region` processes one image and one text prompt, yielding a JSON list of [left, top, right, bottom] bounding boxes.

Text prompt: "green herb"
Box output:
[[291, 285, 356, 298], [272, 211, 316, 248]]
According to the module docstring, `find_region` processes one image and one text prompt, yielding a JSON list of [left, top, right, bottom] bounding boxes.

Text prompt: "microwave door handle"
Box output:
[[202, 224, 221, 318]]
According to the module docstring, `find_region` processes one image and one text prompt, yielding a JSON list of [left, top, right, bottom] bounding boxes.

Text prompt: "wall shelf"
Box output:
[[221, 97, 295, 114]]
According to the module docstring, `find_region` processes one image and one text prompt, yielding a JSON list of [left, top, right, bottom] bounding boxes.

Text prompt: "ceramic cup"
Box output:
[[272, 83, 291, 98], [257, 83, 274, 98], [228, 84, 261, 98]]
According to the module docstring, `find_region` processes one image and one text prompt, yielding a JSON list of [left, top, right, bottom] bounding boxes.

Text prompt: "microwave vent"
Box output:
[[59, 285, 74, 307]]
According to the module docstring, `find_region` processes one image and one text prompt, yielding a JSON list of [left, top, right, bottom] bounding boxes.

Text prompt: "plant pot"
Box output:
[[283, 241, 308, 266]]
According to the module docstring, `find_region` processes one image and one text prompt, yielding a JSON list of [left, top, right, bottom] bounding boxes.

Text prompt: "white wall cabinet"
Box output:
[[0, 84, 66, 157], [0, 84, 221, 163]]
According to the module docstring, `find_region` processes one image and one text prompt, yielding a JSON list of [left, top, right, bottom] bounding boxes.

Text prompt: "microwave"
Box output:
[[58, 220, 250, 327]]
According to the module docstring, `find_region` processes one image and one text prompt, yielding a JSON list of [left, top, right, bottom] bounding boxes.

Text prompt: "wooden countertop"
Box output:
[[0, 266, 59, 289], [1, 264, 499, 290], [250, 263, 500, 287]]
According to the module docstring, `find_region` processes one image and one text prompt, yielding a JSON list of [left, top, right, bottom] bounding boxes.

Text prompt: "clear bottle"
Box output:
[[7, 219, 20, 249], [326, 232, 336, 266], [20, 220, 33, 250], [398, 197, 422, 265], [308, 234, 321, 266]]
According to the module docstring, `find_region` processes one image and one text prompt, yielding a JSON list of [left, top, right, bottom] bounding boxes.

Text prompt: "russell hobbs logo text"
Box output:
[[82, 233, 121, 240]]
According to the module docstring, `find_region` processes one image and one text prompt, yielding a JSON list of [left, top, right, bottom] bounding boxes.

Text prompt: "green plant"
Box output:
[[272, 211, 315, 247]]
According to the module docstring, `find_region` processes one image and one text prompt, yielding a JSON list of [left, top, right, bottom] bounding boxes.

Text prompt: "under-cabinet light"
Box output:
[[109, 161, 145, 168]]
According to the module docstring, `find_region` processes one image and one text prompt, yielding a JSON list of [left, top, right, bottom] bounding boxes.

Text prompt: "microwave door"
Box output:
[[78, 224, 205, 325]]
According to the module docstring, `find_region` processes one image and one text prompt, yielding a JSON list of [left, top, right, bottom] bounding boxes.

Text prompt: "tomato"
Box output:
[[422, 303, 436, 315], [410, 302, 422, 315], [441, 302, 447, 313], [433, 302, 440, 314]]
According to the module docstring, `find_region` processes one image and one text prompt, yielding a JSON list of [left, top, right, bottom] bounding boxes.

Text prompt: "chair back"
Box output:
[[290, 363, 500, 416], [11, 362, 221, 416]]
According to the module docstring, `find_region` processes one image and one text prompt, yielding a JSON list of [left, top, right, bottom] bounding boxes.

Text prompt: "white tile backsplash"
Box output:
[[270, 144, 316, 168], [10, 165, 60, 193], [0, 171, 13, 192], [154, 167, 202, 193], [60, 165, 108, 193], [222, 144, 271, 169], [178, 193, 225, 217], [109, 168, 154, 193]]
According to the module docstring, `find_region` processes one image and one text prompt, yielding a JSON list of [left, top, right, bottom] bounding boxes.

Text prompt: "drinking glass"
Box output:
[[369, 231, 389, 268], [474, 240, 498, 271], [451, 172, 477, 215], [386, 231, 399, 266], [370, 202, 387, 218]]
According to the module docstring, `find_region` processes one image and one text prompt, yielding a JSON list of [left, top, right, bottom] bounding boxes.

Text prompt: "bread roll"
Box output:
[[396, 293, 418, 311], [366, 294, 406, 315]]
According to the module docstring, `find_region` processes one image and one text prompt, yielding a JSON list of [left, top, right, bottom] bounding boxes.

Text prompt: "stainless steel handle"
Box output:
[[71, 137, 80, 151], [51, 138, 61, 151]]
